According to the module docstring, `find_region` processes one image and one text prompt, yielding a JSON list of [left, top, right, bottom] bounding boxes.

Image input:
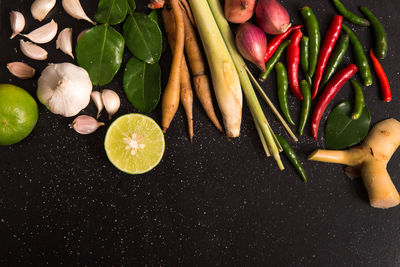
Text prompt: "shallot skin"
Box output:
[[235, 22, 267, 72], [224, 0, 256, 24], [256, 0, 291, 35]]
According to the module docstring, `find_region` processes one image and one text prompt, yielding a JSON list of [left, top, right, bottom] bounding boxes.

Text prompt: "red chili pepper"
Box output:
[[311, 64, 358, 140], [264, 25, 303, 63], [312, 15, 343, 99], [369, 49, 391, 102], [287, 29, 303, 100]]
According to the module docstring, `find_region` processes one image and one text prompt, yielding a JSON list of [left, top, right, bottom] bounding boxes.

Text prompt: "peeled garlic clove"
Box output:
[[10, 11, 25, 39], [62, 0, 96, 25], [56, 28, 74, 59], [22, 19, 58, 44], [101, 89, 120, 120], [20, 40, 48, 60], [76, 29, 87, 43], [69, 115, 104, 135], [91, 91, 104, 119], [7, 62, 36, 79], [31, 0, 56, 22]]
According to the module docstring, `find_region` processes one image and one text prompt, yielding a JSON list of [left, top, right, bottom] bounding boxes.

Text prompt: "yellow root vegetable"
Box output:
[[163, 6, 194, 142], [181, 4, 223, 133], [161, 0, 185, 133], [309, 118, 400, 209]]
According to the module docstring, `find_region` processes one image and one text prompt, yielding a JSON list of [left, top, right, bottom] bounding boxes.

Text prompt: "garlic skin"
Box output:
[[7, 62, 36, 79], [91, 91, 104, 119], [20, 40, 48, 60], [10, 11, 25, 39], [62, 0, 96, 25], [101, 89, 120, 120], [22, 19, 58, 44], [69, 115, 104, 135], [37, 63, 93, 117], [56, 28, 74, 58], [31, 0, 56, 22]]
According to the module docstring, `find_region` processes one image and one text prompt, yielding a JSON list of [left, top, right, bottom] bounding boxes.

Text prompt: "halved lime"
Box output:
[[104, 113, 165, 174], [0, 84, 38, 146]]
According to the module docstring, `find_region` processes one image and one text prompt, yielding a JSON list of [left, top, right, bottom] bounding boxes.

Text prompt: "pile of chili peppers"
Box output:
[[255, 0, 391, 182]]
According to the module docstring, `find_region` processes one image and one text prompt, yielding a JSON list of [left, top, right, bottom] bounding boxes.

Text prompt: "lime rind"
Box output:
[[104, 113, 165, 174]]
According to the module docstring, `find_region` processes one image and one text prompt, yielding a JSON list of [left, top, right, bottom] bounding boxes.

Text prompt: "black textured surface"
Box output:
[[1, 0, 400, 265]]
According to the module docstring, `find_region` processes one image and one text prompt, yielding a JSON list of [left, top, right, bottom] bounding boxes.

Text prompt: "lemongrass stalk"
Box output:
[[250, 109, 271, 157], [205, 0, 284, 169], [267, 123, 283, 152], [246, 67, 298, 142], [187, 0, 242, 137]]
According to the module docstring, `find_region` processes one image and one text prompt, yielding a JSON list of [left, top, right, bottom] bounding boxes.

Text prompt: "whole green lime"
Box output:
[[0, 84, 38, 146]]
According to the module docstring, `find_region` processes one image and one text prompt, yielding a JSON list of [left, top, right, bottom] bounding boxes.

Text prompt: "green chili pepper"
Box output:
[[298, 80, 311, 136], [350, 79, 365, 120], [276, 135, 307, 183], [342, 24, 373, 86], [332, 0, 370, 27], [320, 34, 349, 89], [275, 62, 295, 126], [259, 40, 291, 82], [300, 36, 311, 84], [359, 6, 388, 59], [300, 6, 320, 83]]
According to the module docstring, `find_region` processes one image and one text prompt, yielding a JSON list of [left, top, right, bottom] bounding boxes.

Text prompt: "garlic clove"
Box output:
[[62, 0, 96, 25], [76, 29, 87, 43], [20, 40, 48, 60], [22, 19, 58, 44], [56, 28, 74, 59], [7, 62, 36, 79], [69, 115, 105, 135], [91, 91, 104, 119], [10, 11, 25, 39], [101, 89, 120, 120], [31, 0, 57, 22]]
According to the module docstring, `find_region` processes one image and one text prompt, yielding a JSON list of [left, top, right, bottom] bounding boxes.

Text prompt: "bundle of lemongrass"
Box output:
[[188, 0, 289, 169]]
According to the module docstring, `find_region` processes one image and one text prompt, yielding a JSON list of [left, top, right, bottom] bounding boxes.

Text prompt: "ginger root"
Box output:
[[309, 118, 400, 209]]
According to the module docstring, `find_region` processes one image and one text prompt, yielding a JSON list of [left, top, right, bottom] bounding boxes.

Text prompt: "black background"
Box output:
[[1, 0, 400, 265]]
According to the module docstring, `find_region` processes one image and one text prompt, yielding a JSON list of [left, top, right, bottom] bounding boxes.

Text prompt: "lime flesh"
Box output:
[[0, 84, 38, 146], [104, 113, 165, 174]]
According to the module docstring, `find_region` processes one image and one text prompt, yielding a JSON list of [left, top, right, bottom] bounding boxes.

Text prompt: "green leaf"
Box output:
[[124, 12, 162, 64], [126, 0, 136, 13], [76, 25, 125, 86], [148, 10, 168, 54], [95, 0, 128, 25], [325, 101, 371, 149], [123, 56, 161, 113], [148, 10, 159, 22]]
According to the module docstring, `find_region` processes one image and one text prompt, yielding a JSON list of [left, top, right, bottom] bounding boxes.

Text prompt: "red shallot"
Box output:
[[255, 0, 291, 35], [224, 0, 256, 24], [235, 22, 267, 71]]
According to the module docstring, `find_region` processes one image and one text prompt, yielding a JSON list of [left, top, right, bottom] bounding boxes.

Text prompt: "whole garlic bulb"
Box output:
[[37, 63, 92, 117]]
